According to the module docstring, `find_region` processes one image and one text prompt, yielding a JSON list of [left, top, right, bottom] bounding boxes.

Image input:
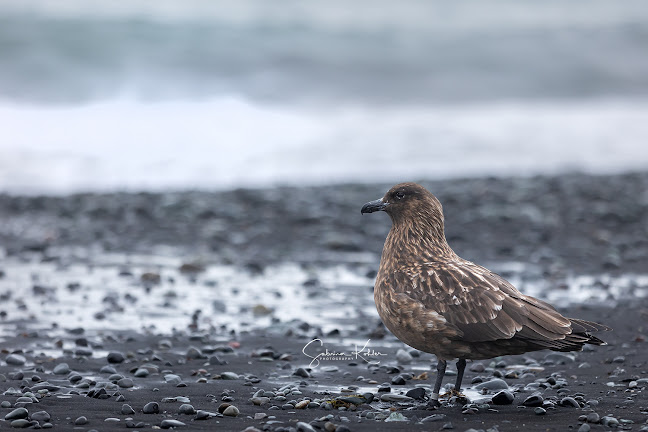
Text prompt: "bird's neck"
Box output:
[[383, 218, 457, 265]]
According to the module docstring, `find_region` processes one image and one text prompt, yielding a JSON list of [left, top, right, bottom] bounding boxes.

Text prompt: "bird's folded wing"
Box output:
[[397, 261, 574, 343]]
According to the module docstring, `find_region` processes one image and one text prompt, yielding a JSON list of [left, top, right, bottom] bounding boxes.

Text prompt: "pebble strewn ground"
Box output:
[[1, 172, 648, 431]]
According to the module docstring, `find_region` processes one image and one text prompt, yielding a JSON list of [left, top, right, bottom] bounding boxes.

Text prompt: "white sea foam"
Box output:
[[1, 97, 648, 194]]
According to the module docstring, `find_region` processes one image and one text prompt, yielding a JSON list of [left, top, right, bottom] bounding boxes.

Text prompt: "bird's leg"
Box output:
[[428, 359, 446, 408], [454, 358, 466, 394]]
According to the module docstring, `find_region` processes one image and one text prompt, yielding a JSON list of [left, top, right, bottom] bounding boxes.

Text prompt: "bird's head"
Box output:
[[361, 182, 444, 225]]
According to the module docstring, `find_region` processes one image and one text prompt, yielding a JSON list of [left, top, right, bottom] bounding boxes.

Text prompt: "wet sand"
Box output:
[[1, 172, 647, 431]]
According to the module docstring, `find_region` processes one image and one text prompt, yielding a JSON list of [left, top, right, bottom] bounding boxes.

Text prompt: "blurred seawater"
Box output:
[[1, 0, 648, 193]]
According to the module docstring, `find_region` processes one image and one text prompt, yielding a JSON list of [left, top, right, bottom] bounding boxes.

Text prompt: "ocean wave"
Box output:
[[2, 97, 647, 194]]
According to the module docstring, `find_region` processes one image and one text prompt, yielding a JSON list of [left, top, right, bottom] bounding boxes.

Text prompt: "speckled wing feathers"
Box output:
[[377, 259, 607, 358]]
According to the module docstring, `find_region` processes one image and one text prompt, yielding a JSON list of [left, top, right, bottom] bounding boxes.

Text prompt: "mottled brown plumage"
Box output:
[[361, 182, 610, 403]]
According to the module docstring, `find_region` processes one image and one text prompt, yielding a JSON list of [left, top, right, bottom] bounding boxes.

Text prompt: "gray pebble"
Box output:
[[118, 378, 134, 388], [134, 368, 150, 378], [559, 397, 580, 408], [293, 368, 310, 378], [179, 404, 195, 415], [474, 378, 509, 391], [601, 416, 619, 427], [379, 394, 413, 402], [391, 375, 406, 385], [586, 412, 600, 423], [578, 424, 591, 432], [11, 419, 31, 428], [220, 372, 239, 380], [164, 374, 183, 384], [422, 414, 447, 422], [107, 352, 125, 364], [100, 365, 117, 374], [296, 421, 317, 432], [161, 419, 187, 428], [534, 407, 546, 415], [5, 408, 29, 420], [53, 363, 70, 375], [491, 390, 514, 405], [405, 387, 426, 400], [395, 349, 413, 364], [522, 394, 543, 407], [195, 410, 220, 420], [121, 404, 135, 415], [143, 402, 160, 414], [222, 405, 239, 417], [1, 401, 11, 408], [74, 416, 88, 425], [5, 354, 26, 366], [469, 363, 485, 372], [186, 347, 204, 359], [31, 411, 51, 422], [543, 353, 575, 364]]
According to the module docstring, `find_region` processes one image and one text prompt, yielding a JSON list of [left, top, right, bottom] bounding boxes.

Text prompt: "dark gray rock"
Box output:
[[143, 402, 160, 414], [107, 352, 125, 363], [161, 419, 186, 428], [5, 354, 26, 366], [5, 408, 28, 420], [74, 416, 88, 425], [491, 390, 514, 405], [405, 387, 426, 400]]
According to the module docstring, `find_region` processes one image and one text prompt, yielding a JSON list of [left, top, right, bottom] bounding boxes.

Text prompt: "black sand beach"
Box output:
[[1, 172, 647, 431]]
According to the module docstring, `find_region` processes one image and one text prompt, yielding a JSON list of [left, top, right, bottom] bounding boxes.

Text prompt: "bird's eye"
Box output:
[[395, 191, 405, 200]]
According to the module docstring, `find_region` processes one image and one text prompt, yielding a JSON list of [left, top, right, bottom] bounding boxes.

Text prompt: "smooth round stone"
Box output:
[[395, 349, 413, 364], [134, 368, 150, 378], [52, 363, 70, 375], [379, 394, 413, 402], [251, 397, 270, 406], [179, 404, 195, 415], [107, 352, 125, 364], [293, 368, 310, 378], [75, 348, 93, 357], [117, 378, 134, 388], [100, 365, 117, 374], [121, 404, 135, 415], [220, 372, 239, 380], [5, 354, 26, 366], [161, 419, 187, 428], [15, 396, 35, 404], [5, 408, 29, 420], [143, 402, 160, 414], [560, 397, 580, 408], [474, 378, 509, 391], [11, 419, 31, 428], [1, 401, 11, 408], [578, 424, 591, 432], [186, 347, 204, 359], [31, 411, 51, 422], [222, 406, 239, 417], [392, 374, 408, 385], [74, 416, 88, 425], [195, 410, 219, 420], [491, 390, 514, 405], [522, 394, 544, 407], [164, 374, 182, 384], [534, 407, 547, 415], [296, 421, 317, 432], [587, 412, 600, 423], [104, 418, 120, 422], [405, 387, 426, 400]]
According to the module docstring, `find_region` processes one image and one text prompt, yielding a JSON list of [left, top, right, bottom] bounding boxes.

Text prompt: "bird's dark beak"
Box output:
[[361, 199, 388, 214]]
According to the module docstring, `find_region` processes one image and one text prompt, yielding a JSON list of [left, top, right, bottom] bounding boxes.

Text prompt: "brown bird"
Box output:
[[361, 182, 610, 406]]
